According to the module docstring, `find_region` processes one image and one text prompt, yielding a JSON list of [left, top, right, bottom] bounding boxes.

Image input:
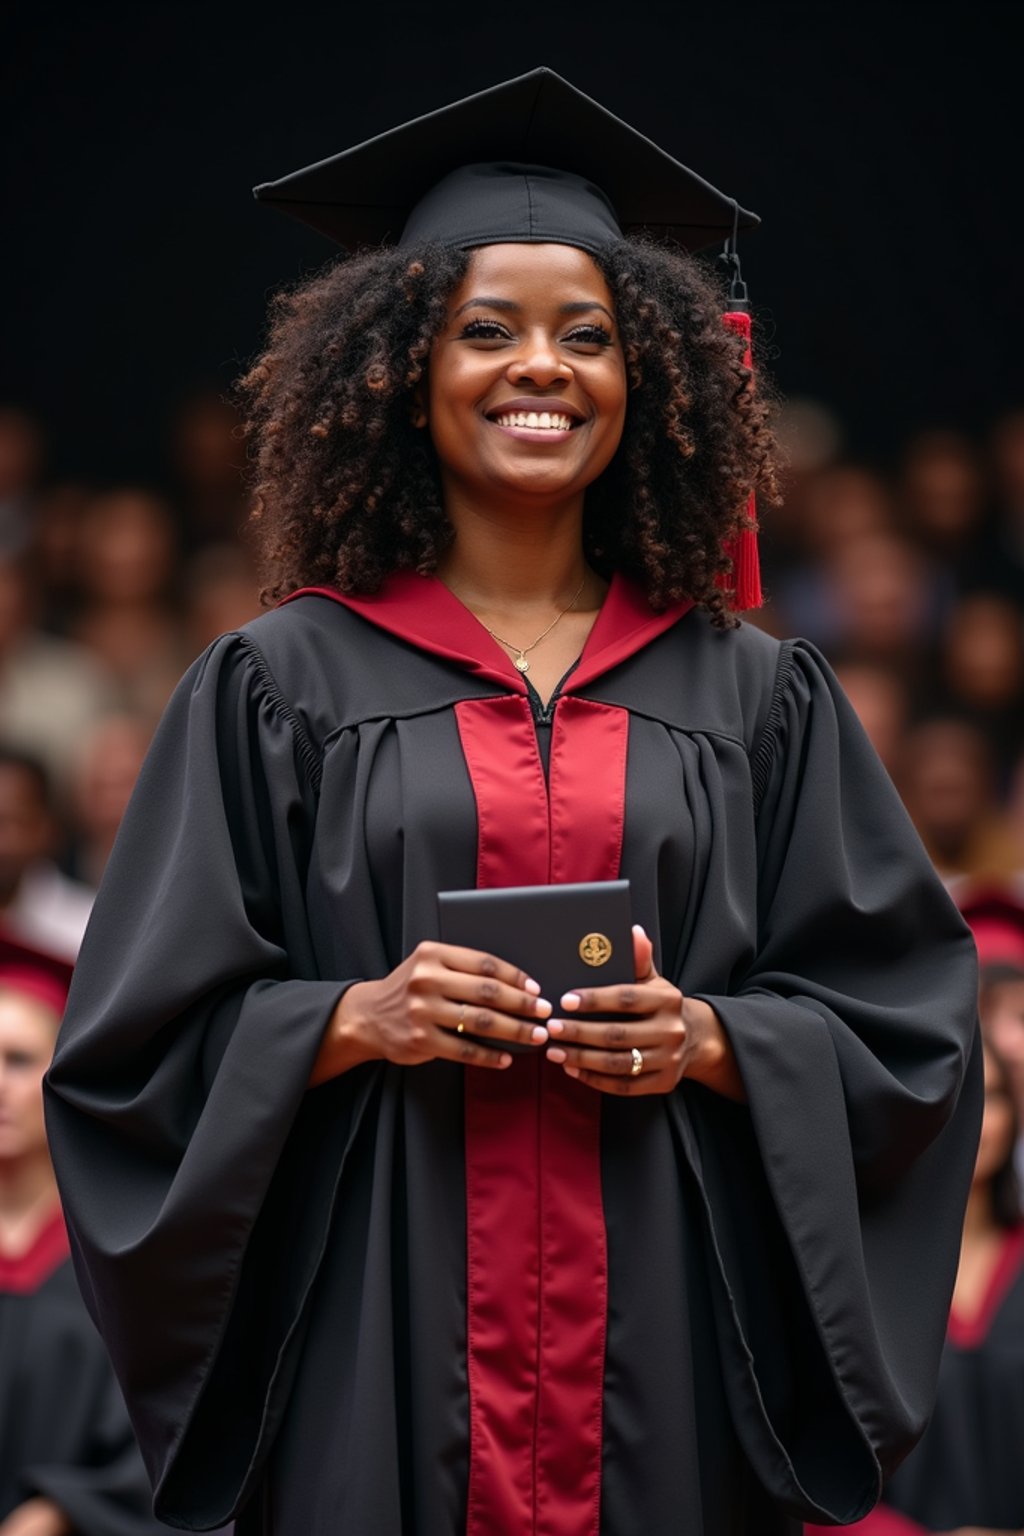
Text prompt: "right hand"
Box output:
[[309, 942, 553, 1086]]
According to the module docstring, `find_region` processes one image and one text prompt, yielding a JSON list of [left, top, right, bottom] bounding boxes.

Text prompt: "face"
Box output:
[[0, 765, 53, 898], [974, 1043, 1017, 1186], [0, 991, 59, 1163], [426, 243, 627, 512], [985, 977, 1024, 1109]]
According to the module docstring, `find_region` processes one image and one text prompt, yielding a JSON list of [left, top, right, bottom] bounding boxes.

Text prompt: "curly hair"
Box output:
[[239, 237, 780, 624]]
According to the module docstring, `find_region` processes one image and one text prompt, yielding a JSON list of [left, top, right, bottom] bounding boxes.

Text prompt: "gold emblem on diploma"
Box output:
[[579, 932, 612, 966]]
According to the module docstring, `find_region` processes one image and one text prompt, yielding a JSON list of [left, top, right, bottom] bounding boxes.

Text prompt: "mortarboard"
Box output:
[[252, 67, 758, 258], [253, 67, 763, 609], [0, 931, 73, 1018]]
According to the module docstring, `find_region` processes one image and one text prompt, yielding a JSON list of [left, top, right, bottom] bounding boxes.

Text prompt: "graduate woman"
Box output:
[[45, 70, 981, 1536]]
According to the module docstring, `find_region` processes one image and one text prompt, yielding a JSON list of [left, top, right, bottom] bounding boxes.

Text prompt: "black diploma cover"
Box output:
[[437, 879, 634, 1051]]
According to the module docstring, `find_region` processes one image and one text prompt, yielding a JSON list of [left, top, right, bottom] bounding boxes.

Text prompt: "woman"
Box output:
[[808, 1039, 1024, 1536], [0, 934, 172, 1536], [44, 70, 981, 1535]]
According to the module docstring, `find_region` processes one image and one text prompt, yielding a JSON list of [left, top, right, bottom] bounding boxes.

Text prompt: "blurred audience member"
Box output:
[[183, 542, 261, 660], [896, 717, 1020, 880], [771, 463, 895, 642], [169, 392, 248, 549], [934, 592, 1024, 777], [808, 1038, 1024, 1535], [819, 532, 939, 676], [0, 933, 175, 1534], [899, 429, 992, 571], [0, 552, 117, 799], [65, 716, 151, 889], [31, 484, 90, 633], [833, 661, 908, 778], [0, 751, 93, 961], [990, 407, 1024, 583], [0, 409, 44, 558], [956, 882, 1024, 1118], [70, 488, 184, 720]]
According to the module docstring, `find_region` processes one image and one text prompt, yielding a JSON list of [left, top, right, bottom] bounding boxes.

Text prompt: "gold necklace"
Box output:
[[481, 574, 587, 674]]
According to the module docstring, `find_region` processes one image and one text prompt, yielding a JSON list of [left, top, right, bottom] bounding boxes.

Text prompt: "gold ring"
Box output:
[[630, 1047, 643, 1076], [456, 1004, 466, 1035]]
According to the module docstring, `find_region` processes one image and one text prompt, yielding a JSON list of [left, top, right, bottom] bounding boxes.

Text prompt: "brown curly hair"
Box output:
[[239, 237, 779, 624]]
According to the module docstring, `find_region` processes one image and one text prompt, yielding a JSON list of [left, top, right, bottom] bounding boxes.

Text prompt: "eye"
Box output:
[[459, 319, 512, 342], [563, 324, 613, 349]]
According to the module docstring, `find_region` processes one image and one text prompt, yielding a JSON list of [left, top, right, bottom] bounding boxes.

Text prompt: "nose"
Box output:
[[506, 329, 573, 388]]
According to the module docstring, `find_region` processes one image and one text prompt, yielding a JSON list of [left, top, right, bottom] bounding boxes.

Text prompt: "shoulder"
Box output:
[[600, 608, 792, 752]]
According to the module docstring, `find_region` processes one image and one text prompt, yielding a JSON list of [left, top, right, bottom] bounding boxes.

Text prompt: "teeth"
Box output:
[[493, 410, 576, 431]]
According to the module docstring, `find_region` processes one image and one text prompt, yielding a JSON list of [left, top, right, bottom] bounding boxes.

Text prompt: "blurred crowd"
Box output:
[[0, 395, 262, 961], [4, 389, 1024, 955], [756, 398, 1024, 891]]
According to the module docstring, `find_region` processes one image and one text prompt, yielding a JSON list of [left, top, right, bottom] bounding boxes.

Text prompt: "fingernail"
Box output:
[[534, 998, 552, 1018], [499, 1053, 512, 1068], [531, 1025, 549, 1044], [546, 1047, 567, 1063], [524, 977, 541, 995], [632, 924, 648, 939], [547, 1019, 564, 1035], [561, 992, 580, 1010], [564, 1065, 580, 1078]]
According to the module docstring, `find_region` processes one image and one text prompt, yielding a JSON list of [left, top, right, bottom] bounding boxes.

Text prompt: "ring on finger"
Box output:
[[456, 1004, 467, 1035], [630, 1046, 644, 1076]]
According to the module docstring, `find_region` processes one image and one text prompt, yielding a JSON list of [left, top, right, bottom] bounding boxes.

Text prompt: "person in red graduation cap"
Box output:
[[0, 933, 175, 1536], [44, 68, 980, 1536]]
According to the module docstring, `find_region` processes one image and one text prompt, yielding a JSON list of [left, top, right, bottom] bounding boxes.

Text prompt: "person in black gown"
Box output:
[[0, 933, 172, 1536], [43, 69, 982, 1535], [807, 1037, 1024, 1536]]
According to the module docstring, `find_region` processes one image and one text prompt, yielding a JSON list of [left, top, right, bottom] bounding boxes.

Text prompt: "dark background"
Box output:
[[2, 1, 1019, 484]]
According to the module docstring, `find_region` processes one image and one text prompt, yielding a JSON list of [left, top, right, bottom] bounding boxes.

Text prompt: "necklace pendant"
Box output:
[[514, 654, 530, 672]]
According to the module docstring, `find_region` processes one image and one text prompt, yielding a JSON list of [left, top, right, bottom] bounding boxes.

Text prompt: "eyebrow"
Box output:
[[452, 296, 615, 323]]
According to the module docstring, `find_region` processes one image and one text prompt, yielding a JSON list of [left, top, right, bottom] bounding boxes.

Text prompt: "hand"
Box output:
[[544, 926, 746, 1101], [0, 1499, 73, 1536], [309, 942, 553, 1085]]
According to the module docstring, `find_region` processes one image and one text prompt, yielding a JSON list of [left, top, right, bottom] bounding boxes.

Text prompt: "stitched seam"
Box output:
[[749, 640, 796, 818], [233, 633, 323, 791]]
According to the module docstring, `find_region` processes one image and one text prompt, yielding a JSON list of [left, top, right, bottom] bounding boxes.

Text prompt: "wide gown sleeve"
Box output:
[[43, 633, 371, 1530], [673, 639, 982, 1526]]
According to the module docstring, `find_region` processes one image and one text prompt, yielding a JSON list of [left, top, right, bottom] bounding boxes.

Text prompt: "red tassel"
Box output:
[[719, 308, 762, 612]]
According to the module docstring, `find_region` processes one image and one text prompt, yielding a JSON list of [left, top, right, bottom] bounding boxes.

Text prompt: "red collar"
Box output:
[[0, 1203, 70, 1294], [279, 571, 694, 695]]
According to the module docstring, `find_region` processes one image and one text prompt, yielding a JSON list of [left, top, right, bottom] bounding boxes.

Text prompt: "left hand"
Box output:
[[0, 1499, 73, 1536], [545, 926, 746, 1101]]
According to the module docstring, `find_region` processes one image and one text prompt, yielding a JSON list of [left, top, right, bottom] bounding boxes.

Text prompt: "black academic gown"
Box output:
[[882, 1224, 1024, 1532], [0, 1212, 173, 1535], [43, 573, 982, 1536]]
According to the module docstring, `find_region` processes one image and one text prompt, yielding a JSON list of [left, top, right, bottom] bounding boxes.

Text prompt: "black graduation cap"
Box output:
[[253, 66, 758, 256]]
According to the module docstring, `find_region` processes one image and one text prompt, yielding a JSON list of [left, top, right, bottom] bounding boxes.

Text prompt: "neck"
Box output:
[[962, 1182, 999, 1243], [437, 487, 592, 609]]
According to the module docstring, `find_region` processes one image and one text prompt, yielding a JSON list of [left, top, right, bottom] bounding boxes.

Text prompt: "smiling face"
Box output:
[[426, 243, 627, 514]]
